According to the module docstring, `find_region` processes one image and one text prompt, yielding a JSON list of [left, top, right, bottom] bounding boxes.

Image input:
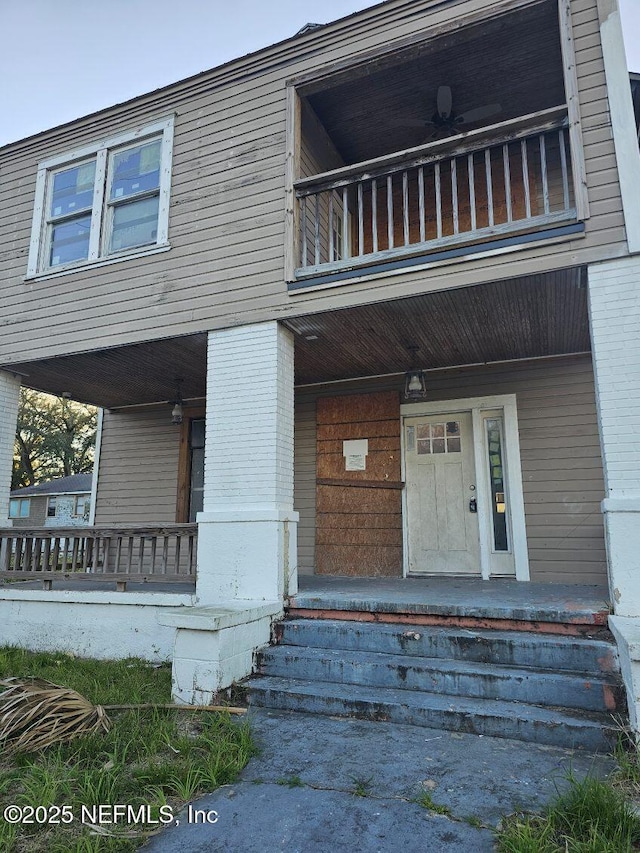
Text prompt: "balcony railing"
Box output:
[[295, 106, 576, 278], [0, 525, 197, 591]]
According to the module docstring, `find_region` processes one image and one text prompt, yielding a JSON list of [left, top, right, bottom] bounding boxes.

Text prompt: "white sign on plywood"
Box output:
[[343, 439, 368, 471]]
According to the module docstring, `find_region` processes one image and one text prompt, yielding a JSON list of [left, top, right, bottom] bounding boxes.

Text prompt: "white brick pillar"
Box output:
[[195, 321, 298, 605], [588, 257, 640, 617], [0, 371, 21, 523]]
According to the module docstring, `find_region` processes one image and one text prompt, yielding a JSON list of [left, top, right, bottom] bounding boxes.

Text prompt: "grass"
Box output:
[[496, 769, 640, 853], [412, 790, 452, 816], [0, 647, 255, 852]]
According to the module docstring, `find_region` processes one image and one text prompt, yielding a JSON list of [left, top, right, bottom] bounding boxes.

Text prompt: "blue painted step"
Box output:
[[247, 676, 614, 752], [248, 617, 624, 749], [257, 646, 622, 713], [277, 620, 619, 676]]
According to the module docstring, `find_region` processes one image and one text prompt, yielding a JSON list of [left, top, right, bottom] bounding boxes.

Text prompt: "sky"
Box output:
[[0, 0, 638, 148]]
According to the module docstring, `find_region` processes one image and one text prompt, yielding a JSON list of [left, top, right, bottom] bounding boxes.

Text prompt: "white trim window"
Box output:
[[27, 117, 174, 276], [9, 498, 30, 519]]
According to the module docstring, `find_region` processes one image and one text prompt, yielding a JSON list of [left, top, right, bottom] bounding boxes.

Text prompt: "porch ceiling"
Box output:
[[6, 269, 588, 405], [284, 267, 590, 385], [5, 334, 208, 409]]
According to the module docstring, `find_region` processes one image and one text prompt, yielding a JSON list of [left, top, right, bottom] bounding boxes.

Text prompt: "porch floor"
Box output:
[[290, 575, 610, 629]]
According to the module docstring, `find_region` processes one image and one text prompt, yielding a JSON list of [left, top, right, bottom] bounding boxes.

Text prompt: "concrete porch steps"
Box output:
[[248, 676, 615, 752], [247, 617, 624, 751]]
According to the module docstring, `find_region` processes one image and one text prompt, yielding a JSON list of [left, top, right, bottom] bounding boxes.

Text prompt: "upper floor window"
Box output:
[[47, 497, 57, 517], [9, 498, 30, 518], [73, 496, 89, 518], [27, 117, 174, 277]]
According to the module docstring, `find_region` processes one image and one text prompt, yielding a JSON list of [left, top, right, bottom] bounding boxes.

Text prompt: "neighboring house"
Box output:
[[1, 0, 640, 738], [9, 473, 92, 529]]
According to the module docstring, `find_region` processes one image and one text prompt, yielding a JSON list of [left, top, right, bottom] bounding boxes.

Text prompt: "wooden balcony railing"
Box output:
[[0, 525, 197, 591], [295, 106, 576, 277]]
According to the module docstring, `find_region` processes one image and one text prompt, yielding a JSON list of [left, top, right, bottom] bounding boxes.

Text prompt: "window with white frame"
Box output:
[[27, 118, 174, 276], [9, 498, 30, 519], [73, 495, 89, 518], [47, 497, 57, 518]]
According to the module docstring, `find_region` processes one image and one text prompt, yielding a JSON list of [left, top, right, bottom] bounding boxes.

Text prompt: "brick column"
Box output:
[[195, 321, 297, 604], [588, 257, 640, 618], [589, 256, 640, 733], [0, 371, 21, 523]]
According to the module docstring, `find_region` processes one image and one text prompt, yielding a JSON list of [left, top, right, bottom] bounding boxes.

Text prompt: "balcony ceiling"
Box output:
[[305, 0, 565, 165], [5, 268, 589, 407]]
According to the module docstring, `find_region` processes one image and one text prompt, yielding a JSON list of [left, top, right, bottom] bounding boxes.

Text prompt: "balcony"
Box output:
[[294, 107, 576, 280]]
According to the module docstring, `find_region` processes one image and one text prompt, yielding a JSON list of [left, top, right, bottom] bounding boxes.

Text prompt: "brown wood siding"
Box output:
[[294, 398, 317, 575], [0, 0, 628, 369], [315, 391, 403, 577], [94, 408, 181, 525], [296, 354, 607, 585]]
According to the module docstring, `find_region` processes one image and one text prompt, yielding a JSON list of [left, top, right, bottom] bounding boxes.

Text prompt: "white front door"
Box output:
[[404, 411, 480, 575]]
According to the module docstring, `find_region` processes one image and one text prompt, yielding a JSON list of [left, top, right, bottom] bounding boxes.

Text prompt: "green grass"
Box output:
[[0, 647, 255, 852], [496, 772, 640, 853], [412, 790, 452, 816]]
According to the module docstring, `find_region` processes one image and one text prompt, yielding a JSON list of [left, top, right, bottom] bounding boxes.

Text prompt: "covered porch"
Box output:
[[0, 261, 633, 722]]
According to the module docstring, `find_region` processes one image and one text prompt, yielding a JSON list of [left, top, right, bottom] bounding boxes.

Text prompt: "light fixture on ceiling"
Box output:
[[404, 345, 428, 401], [170, 381, 184, 425]]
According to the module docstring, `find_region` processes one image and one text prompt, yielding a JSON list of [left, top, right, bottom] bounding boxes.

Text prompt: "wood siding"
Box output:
[[0, 0, 628, 370], [296, 354, 607, 585], [295, 398, 317, 575], [94, 408, 181, 526]]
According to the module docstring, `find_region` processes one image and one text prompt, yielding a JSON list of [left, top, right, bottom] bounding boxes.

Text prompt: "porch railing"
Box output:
[[295, 106, 576, 277], [0, 525, 197, 591]]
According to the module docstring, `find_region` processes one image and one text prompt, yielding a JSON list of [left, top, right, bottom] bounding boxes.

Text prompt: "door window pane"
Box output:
[[485, 417, 509, 551], [415, 421, 461, 454]]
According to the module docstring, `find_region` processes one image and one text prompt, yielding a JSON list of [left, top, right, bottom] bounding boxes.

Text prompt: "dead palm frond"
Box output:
[[0, 677, 111, 754], [0, 677, 247, 754]]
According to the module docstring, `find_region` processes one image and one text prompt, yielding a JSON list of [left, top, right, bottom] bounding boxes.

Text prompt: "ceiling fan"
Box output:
[[402, 86, 501, 138]]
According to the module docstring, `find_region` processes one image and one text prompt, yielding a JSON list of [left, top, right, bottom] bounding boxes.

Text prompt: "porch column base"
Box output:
[[609, 616, 640, 736], [195, 509, 299, 605], [602, 497, 640, 618], [158, 603, 282, 704]]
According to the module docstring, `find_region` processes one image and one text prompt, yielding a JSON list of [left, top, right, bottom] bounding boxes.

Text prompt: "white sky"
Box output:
[[0, 0, 638, 148]]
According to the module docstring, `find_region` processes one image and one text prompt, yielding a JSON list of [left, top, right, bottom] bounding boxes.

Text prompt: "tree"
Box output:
[[12, 389, 98, 489]]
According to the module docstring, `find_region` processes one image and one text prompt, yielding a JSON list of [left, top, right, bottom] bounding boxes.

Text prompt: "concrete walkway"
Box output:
[[143, 709, 614, 852]]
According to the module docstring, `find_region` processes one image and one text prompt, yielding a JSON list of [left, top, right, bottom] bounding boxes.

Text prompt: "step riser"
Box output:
[[248, 685, 613, 752], [258, 651, 621, 713], [277, 622, 619, 676]]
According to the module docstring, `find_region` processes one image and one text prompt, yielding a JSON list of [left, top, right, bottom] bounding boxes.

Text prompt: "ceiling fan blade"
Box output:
[[457, 103, 502, 124], [397, 119, 431, 128], [436, 85, 453, 119]]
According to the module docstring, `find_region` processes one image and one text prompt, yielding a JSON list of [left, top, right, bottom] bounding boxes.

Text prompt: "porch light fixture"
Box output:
[[170, 383, 184, 425], [404, 346, 428, 401]]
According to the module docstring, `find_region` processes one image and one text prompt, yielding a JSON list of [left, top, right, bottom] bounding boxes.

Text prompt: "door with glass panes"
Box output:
[[404, 408, 516, 577], [404, 412, 481, 574]]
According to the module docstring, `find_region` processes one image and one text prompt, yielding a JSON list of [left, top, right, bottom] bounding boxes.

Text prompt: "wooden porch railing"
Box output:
[[0, 525, 197, 591], [295, 106, 576, 277]]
